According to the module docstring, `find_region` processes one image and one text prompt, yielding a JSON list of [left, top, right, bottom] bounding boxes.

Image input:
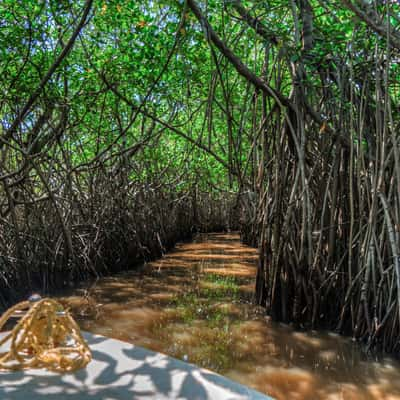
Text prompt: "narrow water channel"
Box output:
[[61, 233, 400, 399]]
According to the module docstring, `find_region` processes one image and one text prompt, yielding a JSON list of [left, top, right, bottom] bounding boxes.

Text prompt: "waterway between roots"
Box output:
[[61, 233, 400, 399]]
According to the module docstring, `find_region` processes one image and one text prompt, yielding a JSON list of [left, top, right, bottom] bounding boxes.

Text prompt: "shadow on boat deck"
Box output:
[[0, 332, 272, 400]]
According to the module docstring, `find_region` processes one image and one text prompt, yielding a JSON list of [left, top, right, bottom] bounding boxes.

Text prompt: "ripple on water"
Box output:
[[60, 233, 400, 400]]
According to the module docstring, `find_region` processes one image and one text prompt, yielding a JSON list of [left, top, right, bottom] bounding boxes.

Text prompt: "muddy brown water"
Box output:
[[60, 232, 400, 399]]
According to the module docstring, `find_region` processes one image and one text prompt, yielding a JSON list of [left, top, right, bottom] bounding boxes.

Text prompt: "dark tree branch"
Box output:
[[2, 0, 94, 146], [342, 0, 400, 50], [298, 0, 314, 53], [229, 0, 278, 45], [187, 0, 291, 110], [99, 72, 233, 174], [187, 0, 352, 150]]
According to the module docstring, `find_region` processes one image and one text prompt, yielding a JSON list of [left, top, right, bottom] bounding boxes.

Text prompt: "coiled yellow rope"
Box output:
[[0, 298, 91, 372]]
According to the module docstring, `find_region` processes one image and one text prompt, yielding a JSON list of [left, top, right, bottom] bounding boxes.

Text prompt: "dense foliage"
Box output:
[[2, 0, 400, 352]]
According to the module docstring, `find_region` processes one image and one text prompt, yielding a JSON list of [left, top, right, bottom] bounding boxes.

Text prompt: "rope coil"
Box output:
[[0, 298, 91, 372]]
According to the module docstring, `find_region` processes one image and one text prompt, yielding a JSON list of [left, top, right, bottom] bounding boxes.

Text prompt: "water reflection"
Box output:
[[60, 233, 400, 400]]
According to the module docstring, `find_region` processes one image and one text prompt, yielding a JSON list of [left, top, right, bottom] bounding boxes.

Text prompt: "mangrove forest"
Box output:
[[2, 0, 400, 397]]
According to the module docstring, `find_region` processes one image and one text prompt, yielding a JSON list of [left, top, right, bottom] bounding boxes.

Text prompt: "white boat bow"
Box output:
[[0, 331, 273, 399]]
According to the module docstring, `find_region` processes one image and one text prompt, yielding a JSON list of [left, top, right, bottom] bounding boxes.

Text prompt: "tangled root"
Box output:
[[0, 298, 91, 372]]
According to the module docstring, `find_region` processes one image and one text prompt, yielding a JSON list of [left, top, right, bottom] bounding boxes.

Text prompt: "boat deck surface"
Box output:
[[0, 331, 273, 399]]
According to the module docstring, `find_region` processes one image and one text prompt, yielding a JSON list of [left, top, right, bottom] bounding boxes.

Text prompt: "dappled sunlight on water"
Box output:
[[60, 232, 400, 399]]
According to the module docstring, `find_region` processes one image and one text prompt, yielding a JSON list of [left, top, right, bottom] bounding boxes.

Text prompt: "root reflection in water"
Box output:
[[61, 233, 400, 400]]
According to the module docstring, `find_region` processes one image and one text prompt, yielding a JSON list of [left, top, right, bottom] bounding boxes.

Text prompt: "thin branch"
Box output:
[[2, 0, 94, 145]]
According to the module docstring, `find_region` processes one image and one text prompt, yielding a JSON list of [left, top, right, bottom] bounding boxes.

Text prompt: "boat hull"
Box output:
[[0, 331, 272, 399]]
